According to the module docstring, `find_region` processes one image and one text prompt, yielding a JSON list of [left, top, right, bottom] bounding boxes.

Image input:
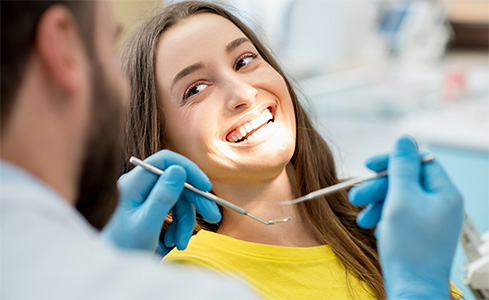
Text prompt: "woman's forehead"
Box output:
[[160, 13, 247, 53], [156, 13, 249, 85]]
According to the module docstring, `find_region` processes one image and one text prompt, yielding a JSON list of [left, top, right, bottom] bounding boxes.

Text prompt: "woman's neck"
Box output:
[[211, 163, 321, 247]]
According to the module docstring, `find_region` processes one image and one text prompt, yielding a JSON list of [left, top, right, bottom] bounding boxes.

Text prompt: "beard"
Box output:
[[75, 59, 124, 230]]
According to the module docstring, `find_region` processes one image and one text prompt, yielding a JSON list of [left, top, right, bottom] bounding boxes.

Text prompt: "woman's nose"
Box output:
[[225, 77, 258, 111]]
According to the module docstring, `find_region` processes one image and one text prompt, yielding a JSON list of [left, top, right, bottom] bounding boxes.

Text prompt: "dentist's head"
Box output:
[[1, 0, 129, 229]]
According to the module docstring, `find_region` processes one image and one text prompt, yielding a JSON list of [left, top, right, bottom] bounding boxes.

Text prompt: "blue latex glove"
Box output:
[[349, 149, 431, 228], [349, 136, 464, 299], [102, 150, 221, 255]]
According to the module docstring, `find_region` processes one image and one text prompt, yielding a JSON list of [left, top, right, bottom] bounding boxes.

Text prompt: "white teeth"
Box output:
[[244, 123, 253, 132], [250, 110, 272, 129], [250, 117, 261, 129], [238, 127, 247, 138], [228, 108, 274, 143]]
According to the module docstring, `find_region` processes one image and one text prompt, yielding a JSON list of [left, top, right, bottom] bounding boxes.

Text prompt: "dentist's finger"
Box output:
[[357, 201, 384, 229], [388, 136, 421, 189], [349, 177, 387, 206], [182, 189, 221, 224], [171, 198, 196, 251]]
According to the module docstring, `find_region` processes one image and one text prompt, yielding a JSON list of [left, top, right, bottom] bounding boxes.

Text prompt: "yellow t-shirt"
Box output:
[[163, 230, 376, 300]]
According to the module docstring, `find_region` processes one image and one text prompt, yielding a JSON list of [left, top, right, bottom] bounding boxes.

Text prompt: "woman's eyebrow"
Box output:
[[226, 37, 251, 53], [171, 38, 251, 90], [172, 63, 204, 90]]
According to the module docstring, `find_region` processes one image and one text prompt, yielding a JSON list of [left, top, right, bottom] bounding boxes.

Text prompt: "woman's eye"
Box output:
[[235, 53, 257, 71], [184, 83, 208, 100]]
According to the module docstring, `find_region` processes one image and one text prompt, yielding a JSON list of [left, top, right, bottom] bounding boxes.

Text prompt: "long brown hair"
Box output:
[[119, 1, 384, 298]]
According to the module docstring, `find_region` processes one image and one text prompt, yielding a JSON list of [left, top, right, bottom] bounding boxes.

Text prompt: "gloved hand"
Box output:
[[102, 150, 221, 256], [349, 136, 464, 299]]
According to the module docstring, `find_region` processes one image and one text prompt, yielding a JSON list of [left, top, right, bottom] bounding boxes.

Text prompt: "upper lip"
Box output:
[[223, 104, 277, 141]]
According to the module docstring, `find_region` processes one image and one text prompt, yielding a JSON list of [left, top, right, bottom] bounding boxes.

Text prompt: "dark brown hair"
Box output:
[[120, 1, 384, 298], [0, 1, 94, 130]]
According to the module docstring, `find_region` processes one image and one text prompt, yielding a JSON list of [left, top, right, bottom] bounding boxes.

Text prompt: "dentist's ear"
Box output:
[[36, 4, 86, 96]]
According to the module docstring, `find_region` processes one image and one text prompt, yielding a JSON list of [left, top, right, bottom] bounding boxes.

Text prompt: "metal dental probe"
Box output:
[[129, 157, 293, 225], [281, 154, 435, 206]]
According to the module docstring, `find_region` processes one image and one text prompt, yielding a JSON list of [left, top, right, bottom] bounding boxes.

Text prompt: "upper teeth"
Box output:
[[229, 109, 273, 142]]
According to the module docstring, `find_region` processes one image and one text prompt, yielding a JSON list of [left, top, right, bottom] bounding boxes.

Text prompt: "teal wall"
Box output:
[[428, 145, 489, 300]]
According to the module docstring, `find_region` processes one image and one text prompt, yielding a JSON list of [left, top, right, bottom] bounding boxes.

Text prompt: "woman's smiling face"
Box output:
[[155, 13, 296, 184]]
